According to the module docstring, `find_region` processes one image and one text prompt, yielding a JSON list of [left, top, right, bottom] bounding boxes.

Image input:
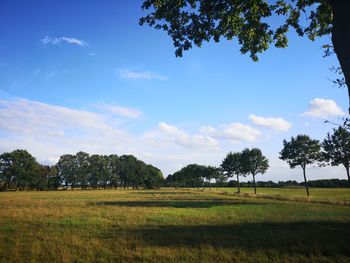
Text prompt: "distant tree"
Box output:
[[241, 148, 269, 194], [144, 165, 164, 189], [75, 151, 90, 189], [0, 150, 39, 191], [140, 0, 350, 112], [168, 164, 216, 189], [88, 154, 105, 189], [322, 126, 350, 182], [46, 165, 60, 190], [280, 135, 321, 196], [221, 152, 246, 193], [108, 154, 120, 189], [57, 154, 78, 190], [203, 166, 220, 190]]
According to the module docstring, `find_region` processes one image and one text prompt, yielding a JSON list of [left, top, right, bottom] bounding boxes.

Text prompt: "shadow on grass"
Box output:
[[94, 199, 263, 208], [132, 191, 196, 195], [103, 222, 350, 258]]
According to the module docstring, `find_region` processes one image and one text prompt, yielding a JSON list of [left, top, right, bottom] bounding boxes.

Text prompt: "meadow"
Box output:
[[1, 188, 350, 263], [210, 187, 350, 203]]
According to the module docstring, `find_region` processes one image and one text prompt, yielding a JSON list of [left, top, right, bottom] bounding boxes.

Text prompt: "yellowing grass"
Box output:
[[1, 189, 350, 262]]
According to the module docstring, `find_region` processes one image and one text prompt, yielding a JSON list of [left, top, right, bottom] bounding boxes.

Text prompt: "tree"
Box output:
[[140, 0, 350, 112], [0, 150, 40, 191], [221, 152, 245, 193], [202, 166, 220, 190], [75, 151, 90, 190], [322, 126, 350, 182], [280, 134, 321, 196], [57, 154, 78, 190], [241, 148, 269, 194], [108, 154, 120, 189]]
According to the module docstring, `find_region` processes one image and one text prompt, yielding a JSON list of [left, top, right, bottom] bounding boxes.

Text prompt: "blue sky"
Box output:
[[0, 1, 348, 181]]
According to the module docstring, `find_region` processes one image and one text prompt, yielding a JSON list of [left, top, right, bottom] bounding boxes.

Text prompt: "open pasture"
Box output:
[[1, 188, 350, 262], [212, 187, 350, 202]]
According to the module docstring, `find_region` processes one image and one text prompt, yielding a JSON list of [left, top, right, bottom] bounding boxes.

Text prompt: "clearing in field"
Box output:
[[1, 188, 350, 263]]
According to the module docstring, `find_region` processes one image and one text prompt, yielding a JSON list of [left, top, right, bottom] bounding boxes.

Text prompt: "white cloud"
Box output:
[[249, 114, 292, 132], [118, 69, 168, 81], [200, 123, 261, 143], [1, 97, 345, 179], [0, 98, 128, 138], [303, 98, 345, 118], [93, 103, 142, 119], [158, 122, 218, 149], [41, 36, 88, 47]]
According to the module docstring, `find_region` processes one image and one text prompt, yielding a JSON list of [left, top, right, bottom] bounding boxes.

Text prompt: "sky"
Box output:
[[0, 0, 348, 182]]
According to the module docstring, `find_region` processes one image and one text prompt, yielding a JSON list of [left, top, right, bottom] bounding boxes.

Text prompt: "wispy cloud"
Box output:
[[0, 98, 126, 137], [249, 114, 292, 132], [92, 103, 142, 119], [303, 98, 345, 118], [43, 71, 56, 81], [118, 69, 168, 81], [88, 52, 97, 56], [41, 35, 88, 47]]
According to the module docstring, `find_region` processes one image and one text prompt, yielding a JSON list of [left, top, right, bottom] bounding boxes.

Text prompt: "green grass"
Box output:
[[1, 188, 350, 262], [209, 187, 350, 203]]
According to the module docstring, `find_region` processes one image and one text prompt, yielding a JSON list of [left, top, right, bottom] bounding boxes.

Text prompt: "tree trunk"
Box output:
[[236, 174, 240, 193], [303, 167, 310, 197], [345, 164, 350, 183], [331, 0, 350, 113], [252, 174, 256, 194]]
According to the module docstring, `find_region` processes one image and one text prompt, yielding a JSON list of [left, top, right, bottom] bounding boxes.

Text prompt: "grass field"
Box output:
[[1, 188, 350, 262], [208, 187, 350, 202]]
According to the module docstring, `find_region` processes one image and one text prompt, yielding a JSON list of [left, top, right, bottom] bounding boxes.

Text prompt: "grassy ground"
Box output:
[[209, 187, 350, 202], [1, 189, 350, 262]]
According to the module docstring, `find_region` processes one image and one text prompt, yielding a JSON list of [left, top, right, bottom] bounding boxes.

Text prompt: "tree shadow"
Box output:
[[132, 191, 196, 195], [93, 199, 263, 208], [103, 222, 350, 258]]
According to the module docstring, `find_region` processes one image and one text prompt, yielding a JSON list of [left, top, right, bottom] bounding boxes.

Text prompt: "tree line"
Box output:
[[1, 125, 349, 193], [166, 148, 269, 195], [167, 126, 350, 196], [0, 151, 164, 191]]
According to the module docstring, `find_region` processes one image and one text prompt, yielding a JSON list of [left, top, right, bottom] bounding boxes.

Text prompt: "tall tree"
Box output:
[[322, 126, 350, 182], [241, 148, 269, 194], [221, 152, 245, 193], [140, 0, 350, 112], [280, 134, 321, 196]]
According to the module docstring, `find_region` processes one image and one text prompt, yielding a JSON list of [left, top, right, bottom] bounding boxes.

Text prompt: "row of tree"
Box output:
[[167, 126, 350, 196], [0, 150, 164, 191], [166, 148, 269, 194], [226, 179, 350, 189]]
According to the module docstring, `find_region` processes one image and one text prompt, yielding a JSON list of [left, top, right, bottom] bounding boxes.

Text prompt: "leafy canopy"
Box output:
[[280, 134, 321, 169], [140, 0, 332, 60], [322, 126, 350, 168], [241, 148, 269, 176], [221, 151, 245, 177]]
